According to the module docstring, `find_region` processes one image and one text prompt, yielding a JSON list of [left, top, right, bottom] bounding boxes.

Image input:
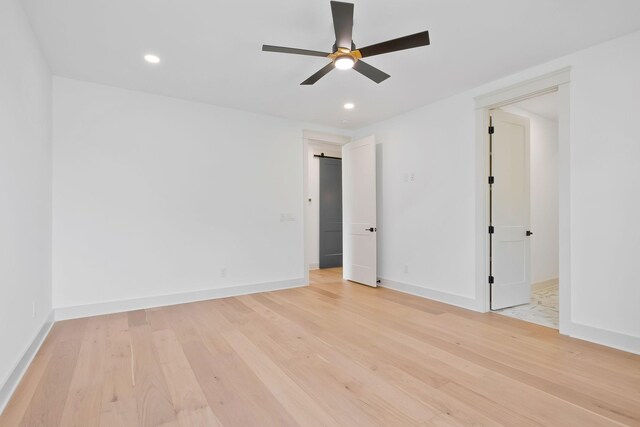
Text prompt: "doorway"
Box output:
[[306, 140, 344, 271], [488, 91, 560, 329], [302, 132, 378, 288]]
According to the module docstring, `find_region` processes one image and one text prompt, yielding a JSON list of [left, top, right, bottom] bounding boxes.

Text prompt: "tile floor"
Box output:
[[495, 280, 559, 329]]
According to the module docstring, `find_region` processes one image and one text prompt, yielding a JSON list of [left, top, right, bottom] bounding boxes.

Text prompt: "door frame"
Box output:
[[474, 67, 571, 334], [302, 130, 351, 284]]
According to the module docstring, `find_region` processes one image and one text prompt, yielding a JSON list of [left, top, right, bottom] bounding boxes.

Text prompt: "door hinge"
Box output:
[[488, 275, 494, 284], [488, 225, 494, 234], [488, 126, 495, 135], [488, 176, 494, 184]]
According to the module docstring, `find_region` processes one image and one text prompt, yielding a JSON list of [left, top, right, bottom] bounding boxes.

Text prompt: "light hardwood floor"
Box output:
[[2, 268, 639, 426]]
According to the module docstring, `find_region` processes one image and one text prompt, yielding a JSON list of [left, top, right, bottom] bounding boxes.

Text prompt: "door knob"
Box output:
[[526, 230, 533, 236], [365, 227, 376, 232]]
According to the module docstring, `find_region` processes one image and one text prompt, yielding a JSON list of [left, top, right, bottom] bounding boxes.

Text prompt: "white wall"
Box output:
[[365, 95, 478, 306], [306, 142, 342, 269], [52, 77, 344, 313], [0, 0, 52, 404], [21, 24, 639, 364], [502, 105, 559, 284], [356, 30, 640, 352]]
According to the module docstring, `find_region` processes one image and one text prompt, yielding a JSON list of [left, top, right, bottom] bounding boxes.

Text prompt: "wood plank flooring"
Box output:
[[1, 268, 639, 426]]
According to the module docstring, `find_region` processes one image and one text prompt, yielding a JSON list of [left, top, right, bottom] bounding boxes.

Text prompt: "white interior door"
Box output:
[[342, 136, 377, 287], [490, 110, 531, 309]]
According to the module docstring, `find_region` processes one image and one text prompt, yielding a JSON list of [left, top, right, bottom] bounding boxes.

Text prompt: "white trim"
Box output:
[[54, 278, 306, 321], [308, 263, 319, 270], [474, 68, 572, 338], [0, 311, 54, 415], [303, 135, 311, 286], [556, 83, 572, 334], [302, 130, 351, 145], [569, 322, 640, 355], [378, 278, 479, 311], [474, 108, 491, 312], [475, 68, 571, 109], [380, 276, 639, 355]]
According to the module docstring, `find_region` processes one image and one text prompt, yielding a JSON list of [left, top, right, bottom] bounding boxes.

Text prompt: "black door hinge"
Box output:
[[488, 176, 494, 184], [488, 225, 494, 234], [488, 126, 495, 134], [488, 275, 494, 284]]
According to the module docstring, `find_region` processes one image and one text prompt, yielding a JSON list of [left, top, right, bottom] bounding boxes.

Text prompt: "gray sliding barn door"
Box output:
[[319, 157, 343, 268]]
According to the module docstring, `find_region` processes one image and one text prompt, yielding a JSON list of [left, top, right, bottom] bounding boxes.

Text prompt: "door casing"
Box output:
[[474, 68, 571, 335]]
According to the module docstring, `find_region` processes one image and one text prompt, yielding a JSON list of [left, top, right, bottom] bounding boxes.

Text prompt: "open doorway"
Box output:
[[302, 132, 378, 288], [306, 141, 344, 271], [489, 91, 560, 329]]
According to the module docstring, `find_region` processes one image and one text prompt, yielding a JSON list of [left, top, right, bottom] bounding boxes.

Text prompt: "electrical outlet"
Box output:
[[409, 172, 415, 182], [32, 302, 36, 318], [220, 268, 227, 278], [404, 264, 409, 274]]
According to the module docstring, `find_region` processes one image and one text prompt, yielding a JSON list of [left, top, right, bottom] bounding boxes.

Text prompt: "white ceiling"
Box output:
[[512, 92, 559, 121], [21, 0, 640, 129]]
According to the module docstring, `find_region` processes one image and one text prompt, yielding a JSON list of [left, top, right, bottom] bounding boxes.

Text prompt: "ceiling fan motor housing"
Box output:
[[332, 41, 357, 52]]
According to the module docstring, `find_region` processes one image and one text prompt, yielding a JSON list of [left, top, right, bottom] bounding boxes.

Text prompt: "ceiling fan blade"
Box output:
[[301, 62, 335, 85], [358, 30, 430, 58], [353, 60, 390, 83], [262, 45, 331, 58], [330, 1, 354, 49]]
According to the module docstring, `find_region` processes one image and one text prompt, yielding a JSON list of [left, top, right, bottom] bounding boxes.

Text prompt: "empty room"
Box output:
[[1, 0, 639, 425]]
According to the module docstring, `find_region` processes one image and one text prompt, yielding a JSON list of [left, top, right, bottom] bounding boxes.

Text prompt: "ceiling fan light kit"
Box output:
[[262, 1, 430, 85], [334, 55, 355, 70]]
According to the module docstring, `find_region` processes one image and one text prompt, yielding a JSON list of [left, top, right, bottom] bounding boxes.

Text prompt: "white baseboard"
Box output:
[[0, 311, 54, 415], [55, 278, 307, 321], [568, 321, 640, 355], [308, 263, 319, 270], [380, 277, 639, 355], [378, 277, 480, 311]]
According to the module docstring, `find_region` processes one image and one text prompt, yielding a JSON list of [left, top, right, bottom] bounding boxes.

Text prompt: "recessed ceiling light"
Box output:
[[344, 103, 355, 110], [334, 56, 355, 70], [144, 54, 160, 64]]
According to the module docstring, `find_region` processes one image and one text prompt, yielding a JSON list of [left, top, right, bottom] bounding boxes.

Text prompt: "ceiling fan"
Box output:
[[262, 1, 430, 85]]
